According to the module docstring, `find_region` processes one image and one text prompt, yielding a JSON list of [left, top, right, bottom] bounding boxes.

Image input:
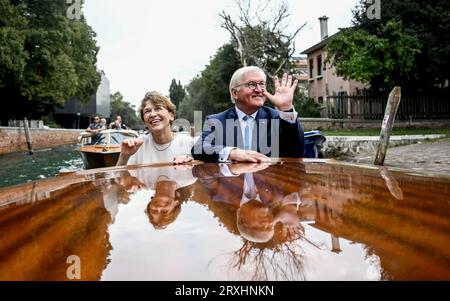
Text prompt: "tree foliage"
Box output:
[[219, 0, 306, 77], [178, 44, 242, 122], [110, 91, 141, 129], [294, 92, 321, 118], [179, 1, 315, 121], [0, 0, 100, 122], [327, 0, 449, 92], [326, 21, 421, 89], [168, 79, 186, 108]]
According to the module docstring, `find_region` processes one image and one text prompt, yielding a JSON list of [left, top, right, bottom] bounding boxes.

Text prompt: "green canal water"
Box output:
[[0, 145, 84, 188]]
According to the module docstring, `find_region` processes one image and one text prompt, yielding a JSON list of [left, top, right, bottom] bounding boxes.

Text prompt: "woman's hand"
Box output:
[[173, 155, 193, 165], [121, 138, 144, 157], [116, 138, 144, 166]]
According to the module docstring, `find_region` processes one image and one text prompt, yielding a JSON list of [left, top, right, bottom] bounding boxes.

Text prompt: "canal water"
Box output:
[[0, 145, 84, 188]]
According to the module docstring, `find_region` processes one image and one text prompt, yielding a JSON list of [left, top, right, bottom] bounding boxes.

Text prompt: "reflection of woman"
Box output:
[[116, 92, 193, 166], [128, 165, 196, 229], [146, 177, 193, 229]]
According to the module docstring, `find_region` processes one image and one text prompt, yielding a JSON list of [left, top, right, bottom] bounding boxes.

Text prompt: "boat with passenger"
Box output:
[[77, 129, 139, 169]]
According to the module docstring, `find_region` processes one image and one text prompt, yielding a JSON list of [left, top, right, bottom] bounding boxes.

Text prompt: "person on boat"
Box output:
[[110, 115, 128, 130], [86, 116, 105, 141], [100, 118, 108, 129], [116, 91, 194, 166], [110, 119, 123, 130]]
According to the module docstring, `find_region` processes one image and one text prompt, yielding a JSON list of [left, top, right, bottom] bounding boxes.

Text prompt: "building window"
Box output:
[[309, 59, 314, 79], [317, 56, 322, 77], [318, 96, 323, 104]]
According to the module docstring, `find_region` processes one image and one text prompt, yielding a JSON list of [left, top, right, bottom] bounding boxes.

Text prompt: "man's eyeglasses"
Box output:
[[234, 81, 266, 90]]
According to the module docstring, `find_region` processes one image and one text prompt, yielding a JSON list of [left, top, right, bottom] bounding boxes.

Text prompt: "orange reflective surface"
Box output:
[[1, 159, 450, 280]]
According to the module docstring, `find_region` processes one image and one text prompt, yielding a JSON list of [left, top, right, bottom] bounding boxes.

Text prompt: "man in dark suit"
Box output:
[[192, 66, 305, 162]]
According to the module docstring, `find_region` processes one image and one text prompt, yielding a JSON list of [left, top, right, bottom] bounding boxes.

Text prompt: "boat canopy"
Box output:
[[78, 129, 139, 146]]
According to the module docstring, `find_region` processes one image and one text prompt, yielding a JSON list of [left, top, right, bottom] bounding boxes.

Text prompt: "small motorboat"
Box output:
[[304, 130, 326, 158], [78, 129, 139, 169]]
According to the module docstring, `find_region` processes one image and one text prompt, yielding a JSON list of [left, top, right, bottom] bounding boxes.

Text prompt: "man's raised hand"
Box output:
[[263, 73, 298, 111]]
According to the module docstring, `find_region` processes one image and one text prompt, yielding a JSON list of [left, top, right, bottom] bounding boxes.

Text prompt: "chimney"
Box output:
[[319, 15, 329, 40]]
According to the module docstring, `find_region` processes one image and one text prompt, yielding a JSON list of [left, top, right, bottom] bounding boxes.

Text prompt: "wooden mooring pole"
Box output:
[[23, 117, 34, 155], [374, 87, 401, 165]]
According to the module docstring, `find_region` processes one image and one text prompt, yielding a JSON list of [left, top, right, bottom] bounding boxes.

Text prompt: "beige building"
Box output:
[[301, 16, 368, 117], [291, 56, 309, 95]]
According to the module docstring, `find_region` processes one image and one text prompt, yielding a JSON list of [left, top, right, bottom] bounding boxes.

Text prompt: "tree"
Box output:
[[326, 21, 421, 89], [178, 44, 242, 122], [0, 0, 100, 123], [219, 0, 306, 76], [219, 0, 315, 116], [327, 0, 449, 92], [0, 0, 28, 90], [294, 93, 320, 118], [110, 92, 141, 129], [179, 1, 313, 121], [168, 79, 186, 108]]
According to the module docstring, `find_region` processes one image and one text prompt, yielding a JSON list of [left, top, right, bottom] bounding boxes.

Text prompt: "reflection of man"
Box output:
[[192, 66, 305, 163], [193, 162, 305, 243], [237, 199, 275, 243]]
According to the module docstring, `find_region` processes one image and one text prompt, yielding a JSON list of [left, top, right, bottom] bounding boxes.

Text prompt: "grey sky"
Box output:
[[83, 0, 358, 109]]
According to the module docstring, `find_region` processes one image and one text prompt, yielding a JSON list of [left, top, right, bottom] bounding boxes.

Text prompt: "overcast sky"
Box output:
[[83, 0, 358, 109]]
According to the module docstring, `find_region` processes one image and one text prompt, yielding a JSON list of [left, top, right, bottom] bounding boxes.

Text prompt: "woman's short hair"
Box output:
[[148, 202, 182, 230], [229, 66, 266, 103], [139, 91, 177, 122]]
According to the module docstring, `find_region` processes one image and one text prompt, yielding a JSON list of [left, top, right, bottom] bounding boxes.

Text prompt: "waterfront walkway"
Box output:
[[349, 138, 450, 175]]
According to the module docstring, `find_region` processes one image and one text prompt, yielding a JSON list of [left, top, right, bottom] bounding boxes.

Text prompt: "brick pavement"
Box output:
[[348, 138, 450, 175]]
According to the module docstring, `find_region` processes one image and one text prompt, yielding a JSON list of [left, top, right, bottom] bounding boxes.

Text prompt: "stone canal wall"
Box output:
[[0, 127, 82, 155], [322, 135, 447, 158]]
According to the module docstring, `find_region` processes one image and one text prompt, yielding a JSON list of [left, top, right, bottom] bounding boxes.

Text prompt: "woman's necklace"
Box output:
[[152, 135, 174, 151]]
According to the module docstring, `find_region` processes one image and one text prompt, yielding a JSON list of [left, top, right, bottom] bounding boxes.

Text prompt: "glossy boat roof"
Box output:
[[1, 159, 449, 280]]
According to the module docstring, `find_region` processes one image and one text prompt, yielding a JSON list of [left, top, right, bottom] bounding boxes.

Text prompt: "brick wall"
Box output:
[[0, 127, 82, 155]]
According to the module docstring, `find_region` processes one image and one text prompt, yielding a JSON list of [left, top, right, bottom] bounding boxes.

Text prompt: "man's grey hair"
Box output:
[[229, 66, 267, 103]]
